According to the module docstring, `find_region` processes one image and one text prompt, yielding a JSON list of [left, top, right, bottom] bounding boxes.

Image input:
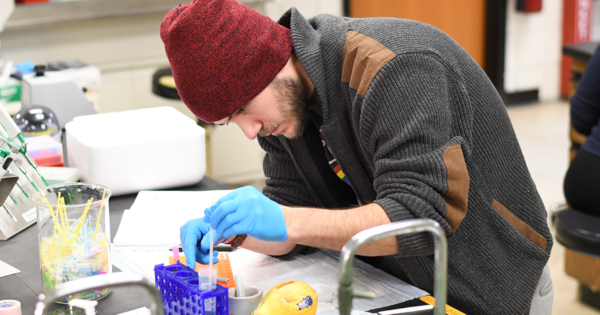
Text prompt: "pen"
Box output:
[[172, 244, 235, 252]]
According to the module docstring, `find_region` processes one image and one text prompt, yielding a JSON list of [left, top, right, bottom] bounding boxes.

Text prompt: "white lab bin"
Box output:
[[65, 106, 205, 196]]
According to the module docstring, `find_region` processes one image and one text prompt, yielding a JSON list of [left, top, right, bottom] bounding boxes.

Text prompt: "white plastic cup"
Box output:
[[198, 267, 217, 315]]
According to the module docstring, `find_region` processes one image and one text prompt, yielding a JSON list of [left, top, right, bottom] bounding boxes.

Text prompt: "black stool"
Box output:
[[555, 208, 600, 310], [152, 67, 180, 100]]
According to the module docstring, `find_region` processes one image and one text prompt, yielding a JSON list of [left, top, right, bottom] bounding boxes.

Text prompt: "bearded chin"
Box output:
[[271, 77, 310, 139]]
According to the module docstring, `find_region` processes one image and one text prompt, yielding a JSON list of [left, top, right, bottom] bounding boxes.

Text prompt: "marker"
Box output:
[[172, 244, 235, 252]]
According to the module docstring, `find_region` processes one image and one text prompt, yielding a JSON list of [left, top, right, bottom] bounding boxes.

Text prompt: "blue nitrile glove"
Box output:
[[202, 186, 287, 250], [180, 217, 219, 269]]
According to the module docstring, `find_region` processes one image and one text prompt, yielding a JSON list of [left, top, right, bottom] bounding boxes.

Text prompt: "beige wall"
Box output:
[[0, 0, 342, 185]]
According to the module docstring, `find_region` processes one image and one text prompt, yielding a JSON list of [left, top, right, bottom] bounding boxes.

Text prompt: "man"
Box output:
[[160, 0, 554, 314]]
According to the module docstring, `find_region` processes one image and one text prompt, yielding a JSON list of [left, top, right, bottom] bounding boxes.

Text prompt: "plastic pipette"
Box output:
[[0, 136, 49, 186], [7, 169, 29, 197], [209, 228, 214, 284], [92, 188, 107, 240], [3, 204, 16, 222], [18, 165, 38, 191], [8, 193, 17, 205], [0, 117, 49, 185], [208, 228, 216, 315]]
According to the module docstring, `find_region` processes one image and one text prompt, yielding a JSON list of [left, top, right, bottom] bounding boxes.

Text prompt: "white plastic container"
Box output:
[[65, 106, 205, 196]]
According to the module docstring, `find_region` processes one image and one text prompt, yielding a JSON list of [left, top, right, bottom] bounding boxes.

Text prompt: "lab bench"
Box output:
[[0, 177, 434, 315], [0, 177, 227, 315]]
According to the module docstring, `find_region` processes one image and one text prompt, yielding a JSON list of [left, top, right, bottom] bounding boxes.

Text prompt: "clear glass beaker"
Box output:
[[34, 183, 112, 303]]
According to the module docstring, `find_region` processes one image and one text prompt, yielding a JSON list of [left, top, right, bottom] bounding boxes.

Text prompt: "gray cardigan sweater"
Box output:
[[258, 8, 552, 315]]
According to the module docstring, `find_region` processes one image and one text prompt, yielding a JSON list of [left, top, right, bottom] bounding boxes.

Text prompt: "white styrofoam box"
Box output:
[[65, 106, 205, 196]]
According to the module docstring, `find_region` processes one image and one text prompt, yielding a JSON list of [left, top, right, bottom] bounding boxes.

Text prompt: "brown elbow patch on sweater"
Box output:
[[342, 31, 397, 97], [491, 199, 547, 250], [442, 144, 469, 233]]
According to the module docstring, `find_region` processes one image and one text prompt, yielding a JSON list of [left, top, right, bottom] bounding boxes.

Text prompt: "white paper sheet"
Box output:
[[111, 247, 427, 314], [0, 259, 20, 278], [116, 307, 150, 315], [112, 190, 231, 250]]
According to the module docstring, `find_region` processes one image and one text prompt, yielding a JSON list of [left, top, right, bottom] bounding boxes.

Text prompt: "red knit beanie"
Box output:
[[160, 0, 293, 122]]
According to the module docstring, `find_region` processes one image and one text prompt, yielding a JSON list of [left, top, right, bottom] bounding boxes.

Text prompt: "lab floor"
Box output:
[[507, 100, 600, 315]]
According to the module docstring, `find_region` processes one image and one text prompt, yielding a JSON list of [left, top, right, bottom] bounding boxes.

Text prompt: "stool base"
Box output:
[[579, 284, 600, 310]]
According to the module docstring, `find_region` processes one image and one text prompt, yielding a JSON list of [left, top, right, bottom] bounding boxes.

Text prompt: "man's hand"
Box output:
[[180, 217, 219, 269], [203, 186, 287, 245]]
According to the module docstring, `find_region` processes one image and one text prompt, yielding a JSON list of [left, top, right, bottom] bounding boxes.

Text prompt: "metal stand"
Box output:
[[338, 219, 448, 315], [0, 146, 48, 240], [35, 273, 164, 315]]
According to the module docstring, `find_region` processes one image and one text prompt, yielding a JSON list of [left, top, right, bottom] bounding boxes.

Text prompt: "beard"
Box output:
[[258, 76, 310, 139]]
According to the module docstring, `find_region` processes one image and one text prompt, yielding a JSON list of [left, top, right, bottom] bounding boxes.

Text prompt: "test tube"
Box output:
[[198, 266, 217, 315]]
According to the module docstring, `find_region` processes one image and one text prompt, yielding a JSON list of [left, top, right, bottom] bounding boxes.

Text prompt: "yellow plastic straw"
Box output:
[[74, 198, 93, 236], [64, 199, 71, 236], [57, 193, 66, 235], [93, 188, 107, 240], [38, 188, 64, 239], [58, 202, 66, 235], [60, 197, 71, 239]]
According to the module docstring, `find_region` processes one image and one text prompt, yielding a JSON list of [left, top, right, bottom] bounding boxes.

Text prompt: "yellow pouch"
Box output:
[[252, 280, 318, 315]]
